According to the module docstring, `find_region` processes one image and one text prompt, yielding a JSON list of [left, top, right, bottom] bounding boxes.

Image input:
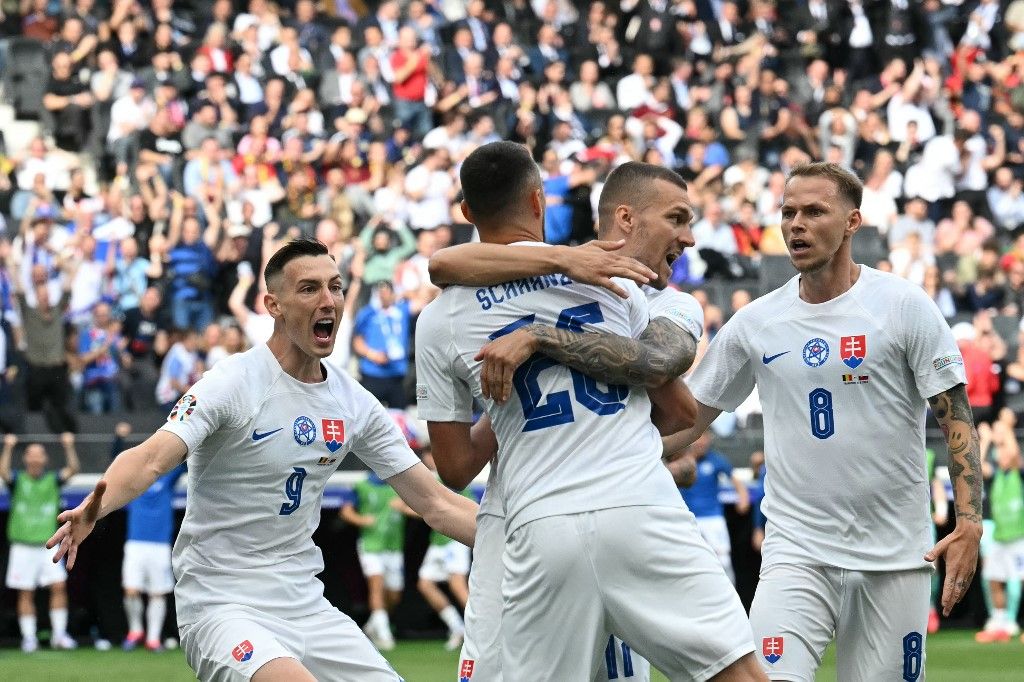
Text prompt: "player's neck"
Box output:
[[478, 219, 543, 245], [798, 258, 860, 304], [267, 337, 327, 383]]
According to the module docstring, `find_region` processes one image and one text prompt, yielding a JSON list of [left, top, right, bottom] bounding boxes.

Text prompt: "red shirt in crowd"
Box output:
[[959, 340, 1000, 408], [390, 48, 428, 102]]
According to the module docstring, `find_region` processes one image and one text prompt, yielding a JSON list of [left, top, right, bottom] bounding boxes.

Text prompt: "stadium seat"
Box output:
[[758, 255, 795, 295], [5, 37, 48, 121]]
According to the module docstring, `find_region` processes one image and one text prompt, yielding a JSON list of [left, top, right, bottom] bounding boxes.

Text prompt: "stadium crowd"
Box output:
[[0, 0, 1023, 653]]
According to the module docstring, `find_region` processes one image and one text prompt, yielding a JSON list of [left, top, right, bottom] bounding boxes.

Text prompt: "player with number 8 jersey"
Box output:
[[677, 163, 981, 681]]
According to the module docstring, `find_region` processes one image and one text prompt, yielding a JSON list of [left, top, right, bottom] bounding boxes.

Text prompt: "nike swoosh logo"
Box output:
[[252, 428, 284, 441], [762, 351, 790, 365]]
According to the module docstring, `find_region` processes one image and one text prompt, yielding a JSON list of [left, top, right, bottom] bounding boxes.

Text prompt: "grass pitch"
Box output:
[[0, 630, 1018, 680]]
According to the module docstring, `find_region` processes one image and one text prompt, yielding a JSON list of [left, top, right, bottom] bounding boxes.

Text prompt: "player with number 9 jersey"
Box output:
[[160, 344, 420, 630]]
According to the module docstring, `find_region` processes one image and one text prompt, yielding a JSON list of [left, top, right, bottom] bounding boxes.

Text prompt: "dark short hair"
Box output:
[[597, 162, 688, 235], [786, 162, 863, 209], [459, 142, 541, 220], [264, 238, 329, 291]]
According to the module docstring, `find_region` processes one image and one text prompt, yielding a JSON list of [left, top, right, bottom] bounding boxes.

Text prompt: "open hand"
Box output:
[[475, 327, 537, 403], [561, 238, 655, 294], [561, 240, 656, 297], [925, 521, 982, 616], [47, 479, 107, 570]]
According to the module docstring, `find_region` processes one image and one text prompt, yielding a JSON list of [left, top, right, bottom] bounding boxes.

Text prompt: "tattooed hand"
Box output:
[[925, 384, 983, 616]]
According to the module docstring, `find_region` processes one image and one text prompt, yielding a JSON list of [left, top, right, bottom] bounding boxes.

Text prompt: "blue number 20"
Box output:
[[489, 302, 629, 432], [279, 467, 307, 515], [808, 388, 835, 439]]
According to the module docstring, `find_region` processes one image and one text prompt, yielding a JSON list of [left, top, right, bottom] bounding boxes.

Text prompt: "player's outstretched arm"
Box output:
[[427, 241, 655, 299], [47, 430, 188, 570], [476, 317, 697, 402], [386, 462, 477, 547], [925, 383, 983, 616]]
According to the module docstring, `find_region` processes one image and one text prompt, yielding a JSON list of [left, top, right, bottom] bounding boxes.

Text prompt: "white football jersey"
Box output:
[[644, 286, 704, 342], [688, 267, 966, 571], [415, 248, 683, 535], [161, 344, 420, 627]]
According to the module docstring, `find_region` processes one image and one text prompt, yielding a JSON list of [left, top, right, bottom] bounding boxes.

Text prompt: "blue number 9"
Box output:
[[809, 388, 834, 439], [279, 467, 307, 515]]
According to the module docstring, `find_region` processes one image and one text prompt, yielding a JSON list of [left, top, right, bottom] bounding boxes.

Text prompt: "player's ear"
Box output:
[[615, 204, 634, 235], [530, 187, 543, 218], [846, 208, 862, 237], [264, 291, 281, 318], [459, 199, 473, 223]]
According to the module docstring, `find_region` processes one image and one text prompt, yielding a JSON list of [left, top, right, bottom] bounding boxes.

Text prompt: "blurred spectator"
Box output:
[[353, 281, 411, 409], [76, 302, 123, 414], [693, 199, 743, 280], [7, 250, 78, 434], [888, 197, 934, 250], [988, 168, 1024, 232], [43, 51, 94, 152], [922, 265, 957, 319], [952, 319, 1001, 425], [164, 209, 218, 331], [154, 328, 201, 412]]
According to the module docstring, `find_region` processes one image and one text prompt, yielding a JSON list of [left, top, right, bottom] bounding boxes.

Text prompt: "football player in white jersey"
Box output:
[[47, 239, 479, 682], [426, 161, 711, 682], [417, 144, 763, 681], [667, 162, 983, 681]]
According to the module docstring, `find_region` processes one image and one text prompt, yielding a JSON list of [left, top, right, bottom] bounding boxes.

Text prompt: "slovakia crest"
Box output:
[[840, 335, 866, 369], [762, 636, 783, 665], [322, 419, 345, 452], [231, 640, 254, 662], [459, 659, 475, 681]]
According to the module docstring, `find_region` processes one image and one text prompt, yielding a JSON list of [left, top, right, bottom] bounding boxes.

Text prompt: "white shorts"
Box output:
[[122, 540, 174, 594], [458, 513, 652, 682], [419, 543, 471, 583], [982, 538, 1024, 583], [5, 543, 67, 590], [459, 513, 504, 682], [357, 545, 405, 592], [180, 603, 403, 682], [695, 515, 732, 559], [750, 563, 930, 682], [502, 506, 753, 682]]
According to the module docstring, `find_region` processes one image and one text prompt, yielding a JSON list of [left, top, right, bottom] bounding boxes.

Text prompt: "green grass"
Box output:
[[0, 631, 1019, 680]]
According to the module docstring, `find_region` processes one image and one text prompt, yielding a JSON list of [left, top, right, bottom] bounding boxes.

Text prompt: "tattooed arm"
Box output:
[[925, 383, 983, 616], [475, 318, 698, 404]]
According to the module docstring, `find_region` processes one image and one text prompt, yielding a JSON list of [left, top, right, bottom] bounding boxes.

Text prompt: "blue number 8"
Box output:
[[489, 303, 629, 432], [902, 631, 922, 682], [279, 467, 307, 515], [808, 388, 834, 439]]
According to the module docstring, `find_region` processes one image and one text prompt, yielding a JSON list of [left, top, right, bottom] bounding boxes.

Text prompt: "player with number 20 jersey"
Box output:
[[417, 256, 753, 680]]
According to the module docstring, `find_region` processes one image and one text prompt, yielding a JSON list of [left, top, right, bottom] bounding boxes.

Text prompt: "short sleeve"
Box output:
[[351, 399, 420, 480], [615, 280, 650, 339], [159, 366, 242, 454], [414, 298, 474, 423], [898, 286, 967, 400], [687, 311, 756, 412], [647, 289, 704, 342], [714, 453, 733, 477]]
